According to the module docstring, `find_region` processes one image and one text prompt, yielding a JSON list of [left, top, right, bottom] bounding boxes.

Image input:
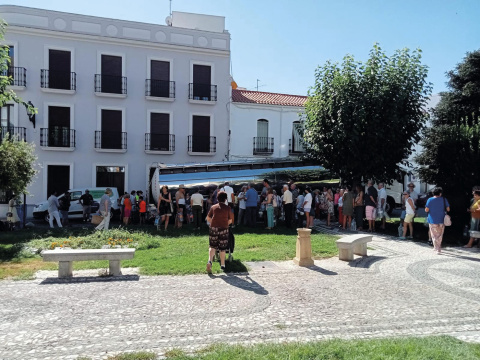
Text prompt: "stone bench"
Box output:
[[336, 234, 372, 261], [42, 248, 135, 278]]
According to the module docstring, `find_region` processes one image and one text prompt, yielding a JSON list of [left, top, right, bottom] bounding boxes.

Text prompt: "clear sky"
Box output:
[[4, 0, 480, 96]]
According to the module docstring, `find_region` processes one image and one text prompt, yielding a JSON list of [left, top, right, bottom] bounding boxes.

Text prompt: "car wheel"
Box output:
[[386, 197, 395, 215]]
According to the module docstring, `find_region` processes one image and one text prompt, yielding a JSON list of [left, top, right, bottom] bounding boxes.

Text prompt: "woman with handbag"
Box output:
[[425, 187, 451, 254], [157, 185, 172, 231]]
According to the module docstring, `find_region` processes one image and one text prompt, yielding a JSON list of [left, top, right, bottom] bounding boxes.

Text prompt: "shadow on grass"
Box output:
[[39, 274, 140, 285], [0, 243, 24, 261], [209, 273, 269, 295]]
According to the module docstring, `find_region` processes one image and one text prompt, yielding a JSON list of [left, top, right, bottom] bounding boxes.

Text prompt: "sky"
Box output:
[[3, 0, 480, 96]]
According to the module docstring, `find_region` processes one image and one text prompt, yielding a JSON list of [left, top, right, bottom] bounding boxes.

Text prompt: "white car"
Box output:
[[33, 187, 120, 222]]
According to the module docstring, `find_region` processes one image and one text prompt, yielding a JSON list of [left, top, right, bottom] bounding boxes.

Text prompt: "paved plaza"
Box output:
[[1, 234, 480, 359]]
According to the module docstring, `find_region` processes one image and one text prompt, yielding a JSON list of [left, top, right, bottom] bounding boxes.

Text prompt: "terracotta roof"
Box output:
[[232, 89, 307, 107]]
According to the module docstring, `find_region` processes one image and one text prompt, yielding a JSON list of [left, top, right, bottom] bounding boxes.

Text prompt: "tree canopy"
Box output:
[[0, 20, 37, 197], [416, 49, 480, 198], [302, 44, 432, 184]]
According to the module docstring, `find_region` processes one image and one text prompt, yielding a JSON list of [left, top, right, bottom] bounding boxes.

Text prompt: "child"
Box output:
[[138, 196, 147, 226], [123, 194, 132, 226]]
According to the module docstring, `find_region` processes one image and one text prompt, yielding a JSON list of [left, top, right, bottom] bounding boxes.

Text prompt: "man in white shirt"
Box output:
[[283, 184, 293, 228], [237, 186, 247, 226], [220, 181, 235, 208], [377, 182, 388, 230], [47, 191, 62, 228], [190, 188, 204, 230]]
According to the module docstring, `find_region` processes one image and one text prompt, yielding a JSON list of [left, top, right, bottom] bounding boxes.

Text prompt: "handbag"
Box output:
[[443, 197, 451, 226]]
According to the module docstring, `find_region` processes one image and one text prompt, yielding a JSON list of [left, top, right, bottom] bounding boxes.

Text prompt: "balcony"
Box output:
[[188, 135, 216, 155], [253, 137, 274, 155], [188, 83, 217, 103], [145, 79, 175, 101], [145, 133, 175, 153], [1, 66, 26, 88], [94, 74, 127, 97], [0, 126, 26, 142], [40, 127, 75, 150], [289, 138, 305, 155], [95, 131, 127, 152], [41, 69, 76, 93]]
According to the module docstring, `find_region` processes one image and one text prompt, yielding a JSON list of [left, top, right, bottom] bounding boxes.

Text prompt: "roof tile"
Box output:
[[232, 89, 307, 107]]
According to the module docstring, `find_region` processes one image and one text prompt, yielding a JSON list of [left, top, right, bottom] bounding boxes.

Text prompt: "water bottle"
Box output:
[[351, 219, 356, 231], [398, 223, 403, 237]]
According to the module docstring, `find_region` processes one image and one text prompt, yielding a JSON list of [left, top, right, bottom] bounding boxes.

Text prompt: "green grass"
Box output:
[[76, 336, 480, 360], [0, 225, 338, 279]]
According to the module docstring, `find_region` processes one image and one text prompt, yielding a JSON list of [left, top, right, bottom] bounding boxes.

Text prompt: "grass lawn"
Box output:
[[0, 225, 338, 280], [77, 336, 480, 360]]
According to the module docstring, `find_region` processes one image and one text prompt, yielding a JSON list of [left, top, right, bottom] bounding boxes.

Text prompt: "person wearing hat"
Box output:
[[175, 184, 186, 228], [96, 188, 113, 230], [79, 189, 94, 222]]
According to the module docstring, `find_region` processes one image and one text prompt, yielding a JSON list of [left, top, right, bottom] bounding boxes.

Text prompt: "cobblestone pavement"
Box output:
[[1, 235, 480, 359]]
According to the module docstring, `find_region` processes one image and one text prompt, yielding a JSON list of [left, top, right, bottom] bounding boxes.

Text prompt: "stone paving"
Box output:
[[1, 234, 480, 359]]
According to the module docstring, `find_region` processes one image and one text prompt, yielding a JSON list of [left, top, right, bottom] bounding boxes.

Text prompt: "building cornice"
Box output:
[[0, 5, 230, 53]]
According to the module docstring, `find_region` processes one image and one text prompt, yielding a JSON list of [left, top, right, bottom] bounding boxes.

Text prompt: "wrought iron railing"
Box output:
[[188, 135, 216, 153], [40, 127, 76, 148], [1, 66, 26, 87], [94, 74, 127, 95], [145, 133, 175, 152], [188, 83, 217, 101], [289, 138, 305, 155], [41, 69, 76, 90], [145, 79, 175, 98], [0, 126, 26, 142], [253, 137, 274, 155], [95, 131, 127, 150]]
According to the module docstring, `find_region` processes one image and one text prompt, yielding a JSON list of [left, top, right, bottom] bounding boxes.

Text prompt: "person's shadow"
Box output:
[[209, 273, 269, 295]]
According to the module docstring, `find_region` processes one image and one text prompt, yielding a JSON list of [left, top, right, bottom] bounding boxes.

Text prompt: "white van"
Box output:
[[33, 187, 120, 222]]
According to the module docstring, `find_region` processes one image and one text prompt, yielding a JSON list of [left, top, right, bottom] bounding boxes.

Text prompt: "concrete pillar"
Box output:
[[58, 261, 73, 278], [293, 228, 314, 267], [109, 260, 121, 276]]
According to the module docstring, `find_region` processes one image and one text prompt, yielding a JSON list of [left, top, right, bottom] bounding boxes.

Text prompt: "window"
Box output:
[[0, 105, 13, 128], [291, 121, 304, 153], [70, 191, 82, 201], [96, 109, 126, 150], [42, 50, 73, 90], [189, 115, 215, 153], [43, 106, 72, 147], [47, 165, 70, 198], [148, 112, 173, 151], [257, 119, 269, 138], [254, 119, 274, 154], [149, 60, 171, 97], [190, 64, 216, 101], [96, 54, 126, 94]]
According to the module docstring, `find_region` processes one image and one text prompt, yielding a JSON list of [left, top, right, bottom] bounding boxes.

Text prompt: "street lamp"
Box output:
[[26, 101, 35, 128]]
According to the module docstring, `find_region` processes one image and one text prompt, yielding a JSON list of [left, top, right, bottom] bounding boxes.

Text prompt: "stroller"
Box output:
[[214, 227, 235, 263]]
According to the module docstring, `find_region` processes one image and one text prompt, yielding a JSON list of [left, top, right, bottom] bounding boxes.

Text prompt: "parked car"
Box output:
[[33, 187, 120, 222]]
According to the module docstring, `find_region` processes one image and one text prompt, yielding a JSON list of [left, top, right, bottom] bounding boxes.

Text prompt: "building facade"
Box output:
[[0, 5, 231, 209], [230, 89, 307, 160]]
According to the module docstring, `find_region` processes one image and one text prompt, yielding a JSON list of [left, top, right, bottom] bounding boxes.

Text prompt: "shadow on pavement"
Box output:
[[209, 273, 269, 295], [39, 274, 140, 285], [306, 265, 338, 275], [348, 255, 387, 268]]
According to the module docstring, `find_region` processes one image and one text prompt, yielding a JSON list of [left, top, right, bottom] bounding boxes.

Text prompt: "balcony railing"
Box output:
[[145, 79, 175, 98], [95, 131, 127, 150], [94, 74, 127, 95], [289, 138, 305, 155], [253, 137, 274, 155], [188, 83, 217, 101], [41, 69, 76, 90], [188, 135, 216, 153], [1, 66, 26, 87], [0, 126, 26, 142], [40, 127, 76, 148], [145, 133, 175, 152]]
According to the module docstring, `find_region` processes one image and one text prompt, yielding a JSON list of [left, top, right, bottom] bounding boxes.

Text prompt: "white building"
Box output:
[[230, 89, 307, 160], [0, 5, 231, 210]]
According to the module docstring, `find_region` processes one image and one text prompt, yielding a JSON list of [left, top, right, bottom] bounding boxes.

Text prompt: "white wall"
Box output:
[[230, 102, 304, 160]]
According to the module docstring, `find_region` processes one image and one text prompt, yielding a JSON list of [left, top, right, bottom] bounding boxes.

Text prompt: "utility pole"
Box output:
[[169, 0, 172, 16], [256, 79, 260, 91]]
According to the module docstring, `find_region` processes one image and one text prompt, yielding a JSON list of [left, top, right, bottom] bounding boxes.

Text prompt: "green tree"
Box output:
[[0, 20, 37, 197], [303, 44, 432, 183], [416, 50, 480, 200]]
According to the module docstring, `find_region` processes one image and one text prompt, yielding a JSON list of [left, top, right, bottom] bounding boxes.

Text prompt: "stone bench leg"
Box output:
[[58, 261, 73, 278], [109, 260, 122, 276], [338, 247, 353, 261], [354, 243, 368, 256]]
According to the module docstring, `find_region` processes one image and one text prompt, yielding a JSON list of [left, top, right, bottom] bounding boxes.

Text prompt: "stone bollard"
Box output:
[[293, 228, 314, 267]]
